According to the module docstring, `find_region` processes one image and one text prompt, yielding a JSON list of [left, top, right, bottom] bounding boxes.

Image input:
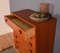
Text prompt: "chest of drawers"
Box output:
[[4, 9, 57, 53]]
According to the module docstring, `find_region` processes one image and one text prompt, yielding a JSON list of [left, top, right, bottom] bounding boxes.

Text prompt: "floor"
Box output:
[[0, 14, 19, 53], [0, 32, 19, 53], [0, 46, 17, 53]]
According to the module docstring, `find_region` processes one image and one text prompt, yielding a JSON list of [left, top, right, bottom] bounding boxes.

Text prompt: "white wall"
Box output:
[[9, 0, 37, 11], [0, 0, 11, 15], [0, 0, 12, 36], [9, 0, 50, 12]]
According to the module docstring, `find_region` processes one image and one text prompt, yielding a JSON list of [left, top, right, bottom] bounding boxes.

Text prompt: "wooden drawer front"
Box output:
[[13, 30, 31, 53], [13, 29, 35, 53], [31, 37, 35, 53], [14, 42, 19, 49], [16, 33, 32, 53], [19, 46, 31, 53], [13, 30, 23, 50], [27, 36, 35, 53], [13, 29, 25, 40], [18, 39, 32, 53], [5, 17, 20, 30], [26, 27, 35, 40], [4, 15, 34, 31], [13, 30, 25, 45]]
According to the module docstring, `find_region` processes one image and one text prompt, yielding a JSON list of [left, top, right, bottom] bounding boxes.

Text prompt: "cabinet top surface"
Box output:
[[12, 9, 56, 25]]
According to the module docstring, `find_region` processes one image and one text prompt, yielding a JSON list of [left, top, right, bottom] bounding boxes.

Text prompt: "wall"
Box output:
[[0, 0, 10, 15], [1, 0, 60, 53], [9, 0, 50, 12], [9, 0, 37, 11], [0, 0, 12, 36]]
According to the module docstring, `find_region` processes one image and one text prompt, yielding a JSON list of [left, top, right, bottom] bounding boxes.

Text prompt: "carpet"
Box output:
[[0, 46, 17, 53]]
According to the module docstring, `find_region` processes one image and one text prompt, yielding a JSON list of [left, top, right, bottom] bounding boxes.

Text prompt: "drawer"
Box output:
[[4, 17, 20, 30], [18, 38, 33, 53], [27, 36, 35, 46], [18, 41, 32, 53], [16, 35, 32, 53], [13, 30, 25, 40], [25, 27, 35, 40], [27, 36, 36, 53], [4, 15, 34, 31], [13, 30, 35, 53]]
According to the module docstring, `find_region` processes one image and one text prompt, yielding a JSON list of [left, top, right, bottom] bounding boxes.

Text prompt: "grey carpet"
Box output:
[[0, 46, 17, 53]]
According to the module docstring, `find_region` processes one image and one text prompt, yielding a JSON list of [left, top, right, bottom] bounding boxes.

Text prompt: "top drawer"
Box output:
[[4, 15, 34, 31]]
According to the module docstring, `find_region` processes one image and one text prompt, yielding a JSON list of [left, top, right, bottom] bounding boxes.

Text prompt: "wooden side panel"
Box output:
[[47, 18, 57, 53], [36, 18, 57, 53]]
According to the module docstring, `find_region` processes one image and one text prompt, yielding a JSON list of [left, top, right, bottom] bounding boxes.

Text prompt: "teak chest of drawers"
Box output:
[[4, 9, 57, 53]]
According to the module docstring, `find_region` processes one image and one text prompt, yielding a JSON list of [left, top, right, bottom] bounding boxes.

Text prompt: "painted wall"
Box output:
[[0, 0, 10, 15], [9, 0, 50, 12], [0, 0, 12, 36]]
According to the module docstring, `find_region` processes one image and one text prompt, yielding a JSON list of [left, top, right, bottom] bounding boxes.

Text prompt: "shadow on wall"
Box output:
[[48, 3, 60, 53], [49, 3, 54, 15], [53, 14, 60, 53]]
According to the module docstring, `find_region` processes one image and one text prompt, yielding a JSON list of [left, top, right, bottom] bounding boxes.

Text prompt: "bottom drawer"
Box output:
[[27, 36, 35, 53], [19, 46, 31, 53], [17, 38, 32, 53], [14, 43, 19, 50]]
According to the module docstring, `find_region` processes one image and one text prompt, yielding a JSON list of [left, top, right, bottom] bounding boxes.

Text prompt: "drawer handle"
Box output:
[[15, 35, 17, 38], [5, 19, 7, 22], [29, 42, 32, 46], [15, 41, 18, 44], [19, 30, 22, 34], [16, 45, 19, 49], [29, 49, 32, 53], [30, 37, 32, 39]]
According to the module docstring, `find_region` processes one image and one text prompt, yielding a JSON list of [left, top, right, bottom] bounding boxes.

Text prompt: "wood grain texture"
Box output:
[[0, 32, 14, 51]]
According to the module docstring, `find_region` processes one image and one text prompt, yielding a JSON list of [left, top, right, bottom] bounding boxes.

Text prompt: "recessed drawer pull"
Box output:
[[19, 30, 22, 34], [16, 45, 19, 49], [5, 19, 7, 22], [30, 37, 32, 39], [15, 41, 18, 44], [29, 42, 32, 46], [15, 35, 17, 38], [29, 49, 32, 53]]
